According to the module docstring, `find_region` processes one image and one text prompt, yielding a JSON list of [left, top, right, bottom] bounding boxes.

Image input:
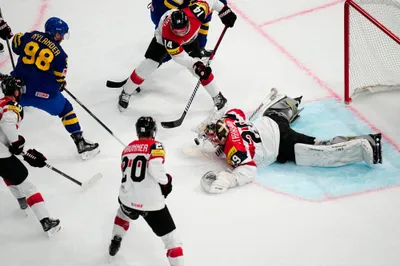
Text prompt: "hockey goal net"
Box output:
[[344, 0, 400, 104]]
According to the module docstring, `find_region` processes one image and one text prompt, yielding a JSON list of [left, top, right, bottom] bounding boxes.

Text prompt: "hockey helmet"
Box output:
[[135, 116, 157, 139], [204, 119, 229, 146], [170, 10, 190, 36], [1, 75, 24, 101], [45, 17, 69, 39]]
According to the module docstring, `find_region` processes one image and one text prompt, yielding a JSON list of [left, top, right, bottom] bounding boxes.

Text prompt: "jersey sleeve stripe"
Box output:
[[54, 70, 65, 77]]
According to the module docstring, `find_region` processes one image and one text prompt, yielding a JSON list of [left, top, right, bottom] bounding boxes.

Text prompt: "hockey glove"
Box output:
[[219, 6, 237, 28], [0, 19, 13, 40], [159, 174, 172, 198], [9, 135, 25, 155], [193, 61, 212, 80], [23, 149, 47, 168]]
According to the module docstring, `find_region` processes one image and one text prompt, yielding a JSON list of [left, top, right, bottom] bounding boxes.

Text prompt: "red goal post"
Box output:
[[344, 0, 400, 104]]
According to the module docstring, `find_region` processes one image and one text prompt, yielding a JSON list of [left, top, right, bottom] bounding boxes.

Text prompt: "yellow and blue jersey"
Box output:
[[11, 30, 68, 98]]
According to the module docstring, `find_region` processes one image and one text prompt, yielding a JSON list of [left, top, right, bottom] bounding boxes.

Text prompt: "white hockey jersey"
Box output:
[[0, 96, 23, 159], [118, 139, 169, 211]]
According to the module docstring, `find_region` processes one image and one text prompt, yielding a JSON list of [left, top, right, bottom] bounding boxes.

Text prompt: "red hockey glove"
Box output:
[[193, 61, 212, 80], [0, 19, 13, 40], [159, 174, 173, 198], [219, 6, 237, 28], [23, 149, 47, 168], [9, 135, 25, 155]]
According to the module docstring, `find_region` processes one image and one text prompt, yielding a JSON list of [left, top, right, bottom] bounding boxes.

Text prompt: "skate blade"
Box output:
[[22, 208, 29, 217], [81, 147, 101, 160], [108, 255, 115, 263], [46, 224, 61, 238]]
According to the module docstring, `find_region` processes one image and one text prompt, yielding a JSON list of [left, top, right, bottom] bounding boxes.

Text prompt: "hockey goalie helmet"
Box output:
[[204, 119, 230, 146], [1, 75, 24, 101], [45, 17, 69, 40], [170, 10, 190, 37], [136, 116, 157, 139]]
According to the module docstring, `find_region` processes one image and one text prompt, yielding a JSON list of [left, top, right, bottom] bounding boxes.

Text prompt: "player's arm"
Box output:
[[163, 38, 197, 69], [53, 54, 68, 90], [0, 103, 21, 143], [11, 32, 25, 55], [163, 0, 184, 9], [148, 142, 169, 185], [191, 0, 236, 27]]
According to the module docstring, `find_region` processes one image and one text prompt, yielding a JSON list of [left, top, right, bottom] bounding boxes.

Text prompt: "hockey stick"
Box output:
[[22, 151, 102, 188], [0, 8, 16, 70], [161, 26, 229, 129], [106, 78, 128, 88], [63, 88, 126, 147]]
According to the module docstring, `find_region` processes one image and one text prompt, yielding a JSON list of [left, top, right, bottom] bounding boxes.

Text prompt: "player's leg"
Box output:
[[3, 178, 28, 211], [21, 93, 100, 159], [197, 14, 213, 57], [118, 37, 168, 111], [143, 206, 184, 266], [0, 155, 60, 235], [109, 203, 140, 257]]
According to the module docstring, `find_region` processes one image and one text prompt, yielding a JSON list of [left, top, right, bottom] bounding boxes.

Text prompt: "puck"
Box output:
[[135, 87, 141, 93], [194, 138, 200, 145]]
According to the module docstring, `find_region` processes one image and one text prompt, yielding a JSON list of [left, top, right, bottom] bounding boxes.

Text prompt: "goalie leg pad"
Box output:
[[294, 138, 374, 167]]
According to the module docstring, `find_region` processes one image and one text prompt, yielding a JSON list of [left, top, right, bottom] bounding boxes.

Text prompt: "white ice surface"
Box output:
[[0, 0, 399, 266]]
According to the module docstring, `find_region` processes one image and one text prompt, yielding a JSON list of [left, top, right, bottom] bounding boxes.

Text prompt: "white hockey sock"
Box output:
[[3, 179, 24, 199], [112, 207, 130, 238], [162, 230, 184, 266], [201, 74, 219, 98], [124, 59, 159, 94], [18, 180, 49, 221]]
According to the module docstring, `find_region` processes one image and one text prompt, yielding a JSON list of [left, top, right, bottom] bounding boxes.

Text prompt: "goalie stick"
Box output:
[[161, 26, 229, 129]]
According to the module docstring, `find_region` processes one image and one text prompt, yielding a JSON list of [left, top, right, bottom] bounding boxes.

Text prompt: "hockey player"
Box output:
[[0, 75, 61, 236], [9, 17, 99, 159], [108, 116, 183, 265], [117, 0, 237, 112], [196, 92, 383, 193], [149, 0, 228, 58]]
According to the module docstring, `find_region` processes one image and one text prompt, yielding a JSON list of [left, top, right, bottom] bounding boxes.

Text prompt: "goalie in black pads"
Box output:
[[0, 75, 60, 236], [194, 89, 382, 194], [108, 116, 184, 265]]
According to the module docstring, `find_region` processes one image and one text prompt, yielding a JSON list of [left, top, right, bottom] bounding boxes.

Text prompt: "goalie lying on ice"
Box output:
[[196, 93, 383, 194]]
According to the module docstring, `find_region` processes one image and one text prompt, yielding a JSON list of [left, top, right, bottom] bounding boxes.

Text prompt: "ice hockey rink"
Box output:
[[1, 0, 400, 265]]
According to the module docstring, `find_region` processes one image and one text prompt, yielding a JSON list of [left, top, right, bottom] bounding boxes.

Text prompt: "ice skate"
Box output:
[[365, 133, 382, 164], [0, 43, 4, 53], [40, 217, 61, 237], [213, 92, 228, 111], [108, 235, 122, 261], [71, 132, 100, 160], [118, 89, 131, 112]]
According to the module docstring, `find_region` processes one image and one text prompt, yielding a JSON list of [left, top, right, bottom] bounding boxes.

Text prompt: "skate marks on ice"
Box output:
[[256, 99, 400, 202]]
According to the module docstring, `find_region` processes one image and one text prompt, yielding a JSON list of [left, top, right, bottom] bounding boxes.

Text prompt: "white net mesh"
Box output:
[[348, 0, 400, 97]]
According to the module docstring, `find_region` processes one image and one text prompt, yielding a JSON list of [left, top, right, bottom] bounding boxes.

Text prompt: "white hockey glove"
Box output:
[[200, 170, 237, 194]]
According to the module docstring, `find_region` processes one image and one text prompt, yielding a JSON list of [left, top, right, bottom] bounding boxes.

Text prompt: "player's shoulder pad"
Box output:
[[188, 1, 210, 21], [227, 146, 248, 167], [4, 100, 23, 121], [150, 141, 166, 158]]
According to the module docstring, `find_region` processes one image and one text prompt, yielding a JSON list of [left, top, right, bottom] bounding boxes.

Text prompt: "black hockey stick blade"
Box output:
[[106, 78, 128, 88], [161, 112, 186, 128]]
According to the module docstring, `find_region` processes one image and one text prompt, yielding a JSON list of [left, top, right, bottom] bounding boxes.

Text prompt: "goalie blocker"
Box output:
[[196, 91, 382, 194]]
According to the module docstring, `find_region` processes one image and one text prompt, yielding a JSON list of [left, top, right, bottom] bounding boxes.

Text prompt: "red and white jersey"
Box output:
[[155, 0, 224, 69], [0, 97, 23, 158], [218, 109, 280, 185], [118, 139, 169, 211]]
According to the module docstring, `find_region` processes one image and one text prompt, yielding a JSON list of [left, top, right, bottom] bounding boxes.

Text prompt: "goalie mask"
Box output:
[[204, 119, 229, 146]]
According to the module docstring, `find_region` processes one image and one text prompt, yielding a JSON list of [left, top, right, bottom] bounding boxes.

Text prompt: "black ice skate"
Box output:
[[118, 89, 131, 112], [17, 197, 28, 210], [40, 217, 61, 237], [213, 92, 228, 111], [367, 133, 382, 164], [71, 132, 100, 160], [109, 235, 122, 260], [200, 47, 213, 58], [0, 43, 4, 53]]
